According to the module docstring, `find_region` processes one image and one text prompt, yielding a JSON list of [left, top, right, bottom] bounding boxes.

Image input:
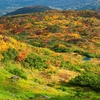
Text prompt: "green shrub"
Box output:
[[70, 72, 100, 91], [2, 48, 18, 62], [57, 86, 69, 92], [74, 49, 99, 58], [9, 68, 27, 80], [52, 44, 71, 52], [47, 25, 62, 33], [22, 53, 48, 70], [82, 52, 97, 58]]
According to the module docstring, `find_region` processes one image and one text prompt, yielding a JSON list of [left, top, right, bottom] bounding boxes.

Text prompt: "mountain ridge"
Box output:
[[5, 6, 54, 16], [1, 0, 100, 16]]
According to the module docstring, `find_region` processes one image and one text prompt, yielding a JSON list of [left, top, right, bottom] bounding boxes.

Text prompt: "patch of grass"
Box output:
[[60, 61, 81, 72], [4, 62, 27, 79]]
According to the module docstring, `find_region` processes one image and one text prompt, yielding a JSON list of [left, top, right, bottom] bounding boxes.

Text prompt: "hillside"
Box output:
[[0, 10, 100, 100], [5, 6, 54, 16], [1, 10, 100, 57]]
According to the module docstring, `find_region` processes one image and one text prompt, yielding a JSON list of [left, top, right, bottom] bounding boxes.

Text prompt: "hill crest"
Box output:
[[5, 6, 54, 16]]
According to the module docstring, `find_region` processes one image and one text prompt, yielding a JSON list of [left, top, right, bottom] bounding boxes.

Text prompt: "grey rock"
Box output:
[[11, 75, 19, 79]]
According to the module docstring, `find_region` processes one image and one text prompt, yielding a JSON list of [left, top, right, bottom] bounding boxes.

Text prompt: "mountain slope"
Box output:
[[0, 10, 100, 99], [1, 10, 100, 57]]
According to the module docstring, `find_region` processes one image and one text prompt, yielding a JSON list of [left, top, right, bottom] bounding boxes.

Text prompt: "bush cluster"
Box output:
[[47, 25, 62, 33], [9, 68, 27, 80], [52, 44, 71, 52], [22, 53, 48, 70], [2, 48, 18, 62], [74, 49, 99, 58], [70, 72, 100, 91]]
